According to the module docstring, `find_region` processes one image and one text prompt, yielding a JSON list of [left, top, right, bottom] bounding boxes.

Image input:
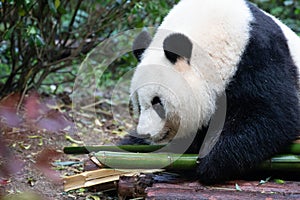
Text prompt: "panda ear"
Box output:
[[163, 33, 193, 64], [132, 31, 152, 62]]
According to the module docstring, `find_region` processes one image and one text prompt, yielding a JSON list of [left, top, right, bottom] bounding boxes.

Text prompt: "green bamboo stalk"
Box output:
[[93, 151, 300, 171], [92, 151, 197, 170], [63, 143, 300, 155], [259, 155, 300, 171], [285, 142, 300, 155], [63, 145, 164, 154]]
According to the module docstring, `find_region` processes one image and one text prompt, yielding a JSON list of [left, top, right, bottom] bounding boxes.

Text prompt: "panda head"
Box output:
[[128, 0, 253, 145], [130, 30, 216, 144]]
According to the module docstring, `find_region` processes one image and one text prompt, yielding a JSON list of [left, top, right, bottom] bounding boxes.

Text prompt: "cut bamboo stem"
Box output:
[[63, 142, 300, 155], [92, 151, 197, 170], [63, 168, 163, 191], [93, 151, 300, 171], [63, 144, 164, 154]]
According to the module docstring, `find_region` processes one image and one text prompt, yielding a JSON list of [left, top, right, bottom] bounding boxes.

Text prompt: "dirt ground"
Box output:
[[1, 126, 121, 199], [0, 92, 125, 199], [1, 92, 300, 199]]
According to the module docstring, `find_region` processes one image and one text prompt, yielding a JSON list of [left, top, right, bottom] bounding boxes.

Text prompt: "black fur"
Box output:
[[132, 31, 152, 62], [196, 3, 300, 184], [163, 33, 193, 64], [121, 3, 300, 184], [151, 97, 166, 119], [119, 133, 150, 145]]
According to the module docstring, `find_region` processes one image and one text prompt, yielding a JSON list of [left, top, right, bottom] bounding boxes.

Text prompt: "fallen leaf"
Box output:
[[235, 183, 242, 191], [65, 134, 83, 144]]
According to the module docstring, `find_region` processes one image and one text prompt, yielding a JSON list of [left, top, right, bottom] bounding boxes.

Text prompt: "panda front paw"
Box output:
[[118, 131, 150, 145], [118, 134, 150, 145], [196, 156, 229, 185]]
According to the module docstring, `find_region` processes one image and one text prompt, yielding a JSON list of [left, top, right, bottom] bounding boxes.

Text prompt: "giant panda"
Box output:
[[120, 0, 300, 184]]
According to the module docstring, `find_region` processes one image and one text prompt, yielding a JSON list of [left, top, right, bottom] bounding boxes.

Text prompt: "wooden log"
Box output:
[[146, 186, 300, 200], [118, 174, 155, 198], [117, 174, 300, 199]]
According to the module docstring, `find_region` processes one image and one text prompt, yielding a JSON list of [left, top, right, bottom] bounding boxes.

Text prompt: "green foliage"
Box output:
[[251, 0, 300, 34], [0, 0, 178, 96], [0, 0, 299, 97]]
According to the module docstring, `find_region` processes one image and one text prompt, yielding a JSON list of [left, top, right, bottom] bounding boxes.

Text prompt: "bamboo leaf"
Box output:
[[235, 183, 242, 191], [53, 161, 82, 166], [274, 179, 285, 184], [65, 134, 83, 144], [258, 176, 271, 185]]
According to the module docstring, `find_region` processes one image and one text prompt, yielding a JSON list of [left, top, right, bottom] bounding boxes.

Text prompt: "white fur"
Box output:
[[131, 0, 253, 140], [137, 107, 165, 137]]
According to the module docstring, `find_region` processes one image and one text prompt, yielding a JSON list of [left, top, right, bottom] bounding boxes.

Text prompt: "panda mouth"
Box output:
[[151, 113, 180, 144], [151, 128, 174, 144]]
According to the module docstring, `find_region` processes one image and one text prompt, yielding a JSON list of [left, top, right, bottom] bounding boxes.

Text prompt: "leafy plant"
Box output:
[[0, 0, 298, 97], [251, 0, 300, 34], [0, 0, 178, 96]]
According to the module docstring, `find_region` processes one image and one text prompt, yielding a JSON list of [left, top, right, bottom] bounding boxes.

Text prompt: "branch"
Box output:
[[62, 0, 83, 47]]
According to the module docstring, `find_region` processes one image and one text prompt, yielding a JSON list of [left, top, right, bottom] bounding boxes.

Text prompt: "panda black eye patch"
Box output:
[[151, 96, 162, 106], [151, 96, 165, 119], [163, 33, 193, 64]]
